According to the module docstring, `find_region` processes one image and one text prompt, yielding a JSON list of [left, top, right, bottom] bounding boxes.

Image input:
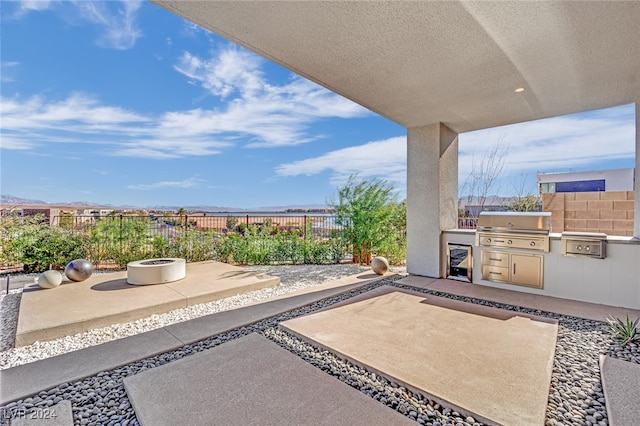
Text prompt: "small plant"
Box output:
[[607, 314, 640, 346]]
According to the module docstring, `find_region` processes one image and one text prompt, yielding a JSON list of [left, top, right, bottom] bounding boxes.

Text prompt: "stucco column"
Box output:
[[635, 102, 640, 239], [406, 123, 458, 277]]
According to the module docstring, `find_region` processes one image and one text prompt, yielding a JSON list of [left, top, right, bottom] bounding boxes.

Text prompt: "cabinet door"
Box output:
[[510, 254, 543, 288]]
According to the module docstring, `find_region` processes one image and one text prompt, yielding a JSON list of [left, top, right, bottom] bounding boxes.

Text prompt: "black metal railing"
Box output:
[[1, 214, 355, 271]]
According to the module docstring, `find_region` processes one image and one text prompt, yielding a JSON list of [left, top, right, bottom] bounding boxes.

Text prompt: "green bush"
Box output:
[[1, 211, 396, 270], [88, 216, 152, 267], [0, 215, 87, 272]]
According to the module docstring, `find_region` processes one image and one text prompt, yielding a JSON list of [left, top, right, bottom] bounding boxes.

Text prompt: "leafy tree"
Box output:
[[328, 175, 399, 264], [507, 173, 541, 212], [507, 194, 541, 212]]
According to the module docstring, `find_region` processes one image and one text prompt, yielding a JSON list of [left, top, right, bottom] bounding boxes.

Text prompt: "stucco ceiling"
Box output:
[[152, 1, 639, 134]]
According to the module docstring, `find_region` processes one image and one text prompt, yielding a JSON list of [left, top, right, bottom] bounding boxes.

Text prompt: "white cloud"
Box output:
[[172, 46, 371, 147], [128, 178, 204, 191], [276, 137, 407, 187], [0, 94, 149, 148], [275, 104, 635, 196], [459, 104, 636, 178], [11, 1, 142, 50], [15, 0, 52, 15], [0, 93, 233, 159], [0, 134, 35, 150], [1, 42, 372, 158], [75, 0, 143, 50], [1, 62, 20, 83]]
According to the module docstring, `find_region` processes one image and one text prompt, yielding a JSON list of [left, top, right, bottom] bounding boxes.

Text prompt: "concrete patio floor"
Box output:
[[3, 271, 640, 425], [281, 286, 558, 426], [15, 261, 280, 346]]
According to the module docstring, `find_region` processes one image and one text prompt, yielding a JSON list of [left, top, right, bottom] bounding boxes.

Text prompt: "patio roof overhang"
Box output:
[[152, 1, 639, 132]]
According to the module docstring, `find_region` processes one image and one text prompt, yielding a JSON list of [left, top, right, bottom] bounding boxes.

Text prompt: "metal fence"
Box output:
[[457, 216, 478, 229], [1, 214, 349, 272], [50, 213, 341, 237], [0, 212, 426, 272]]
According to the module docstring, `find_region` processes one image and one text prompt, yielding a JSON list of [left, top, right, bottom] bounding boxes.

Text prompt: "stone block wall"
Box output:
[[542, 191, 635, 236]]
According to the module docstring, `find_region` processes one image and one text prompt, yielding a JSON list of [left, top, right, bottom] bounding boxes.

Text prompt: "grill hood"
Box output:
[[476, 212, 551, 234]]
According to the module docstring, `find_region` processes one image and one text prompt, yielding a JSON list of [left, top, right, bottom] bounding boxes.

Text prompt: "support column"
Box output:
[[406, 123, 458, 277], [635, 102, 640, 238]]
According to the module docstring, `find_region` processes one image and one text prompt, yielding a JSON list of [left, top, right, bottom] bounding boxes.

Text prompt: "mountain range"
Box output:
[[0, 195, 327, 212]]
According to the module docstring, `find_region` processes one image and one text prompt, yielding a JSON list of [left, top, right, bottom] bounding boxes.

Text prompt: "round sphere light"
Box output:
[[371, 256, 389, 275], [65, 259, 94, 282], [39, 270, 63, 289]]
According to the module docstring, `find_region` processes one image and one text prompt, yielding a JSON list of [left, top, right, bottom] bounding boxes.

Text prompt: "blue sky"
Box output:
[[1, 1, 636, 209]]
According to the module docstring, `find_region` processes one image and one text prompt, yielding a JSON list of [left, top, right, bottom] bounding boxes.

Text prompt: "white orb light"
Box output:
[[65, 259, 94, 282], [38, 270, 63, 289], [371, 256, 389, 275]]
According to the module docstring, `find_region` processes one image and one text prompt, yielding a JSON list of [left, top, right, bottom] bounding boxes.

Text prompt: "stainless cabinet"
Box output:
[[481, 250, 543, 289], [510, 253, 543, 288]]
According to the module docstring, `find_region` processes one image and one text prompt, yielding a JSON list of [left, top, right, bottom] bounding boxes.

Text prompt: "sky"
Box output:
[[0, 1, 636, 209]]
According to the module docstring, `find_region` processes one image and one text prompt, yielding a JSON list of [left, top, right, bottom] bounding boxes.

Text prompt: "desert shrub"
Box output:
[[607, 315, 640, 346], [0, 215, 87, 272], [165, 229, 218, 262], [88, 216, 151, 267]]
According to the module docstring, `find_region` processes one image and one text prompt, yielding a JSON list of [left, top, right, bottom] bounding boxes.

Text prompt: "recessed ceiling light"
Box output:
[[514, 87, 525, 93]]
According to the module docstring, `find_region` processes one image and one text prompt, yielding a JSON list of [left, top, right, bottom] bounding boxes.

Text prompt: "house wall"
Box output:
[[538, 168, 634, 192], [542, 191, 635, 236]]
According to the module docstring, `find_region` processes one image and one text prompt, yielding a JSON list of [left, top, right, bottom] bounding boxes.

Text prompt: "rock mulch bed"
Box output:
[[2, 272, 638, 426]]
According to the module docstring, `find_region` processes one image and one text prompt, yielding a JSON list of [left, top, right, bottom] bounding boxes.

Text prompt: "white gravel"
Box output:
[[0, 264, 400, 370]]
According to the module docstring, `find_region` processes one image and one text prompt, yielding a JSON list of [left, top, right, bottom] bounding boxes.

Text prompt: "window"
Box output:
[[556, 179, 605, 193], [540, 182, 556, 194]]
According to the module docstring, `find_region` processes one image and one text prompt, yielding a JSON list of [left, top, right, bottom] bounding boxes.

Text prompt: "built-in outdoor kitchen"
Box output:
[[443, 211, 640, 310]]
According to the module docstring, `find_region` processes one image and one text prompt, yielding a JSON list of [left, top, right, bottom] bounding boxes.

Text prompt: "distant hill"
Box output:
[[0, 195, 326, 213], [0, 195, 48, 205]]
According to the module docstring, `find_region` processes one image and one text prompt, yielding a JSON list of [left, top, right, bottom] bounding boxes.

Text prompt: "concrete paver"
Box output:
[[281, 286, 558, 426], [124, 333, 416, 426], [15, 261, 279, 346], [600, 355, 640, 426]]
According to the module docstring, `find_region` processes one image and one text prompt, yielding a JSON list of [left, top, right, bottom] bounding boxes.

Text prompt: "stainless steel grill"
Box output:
[[475, 212, 551, 252], [476, 212, 550, 289]]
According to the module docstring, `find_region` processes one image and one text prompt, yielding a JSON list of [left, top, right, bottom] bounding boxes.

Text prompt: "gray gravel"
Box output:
[[1, 270, 638, 426]]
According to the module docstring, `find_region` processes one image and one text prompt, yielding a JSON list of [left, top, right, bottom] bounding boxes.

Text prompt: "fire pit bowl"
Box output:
[[127, 258, 186, 285]]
